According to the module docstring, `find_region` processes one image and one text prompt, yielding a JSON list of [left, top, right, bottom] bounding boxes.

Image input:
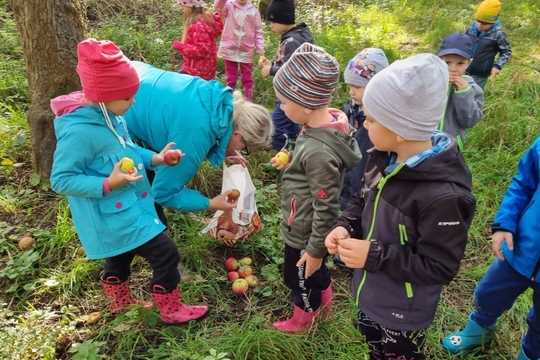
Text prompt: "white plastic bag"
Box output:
[[202, 164, 261, 247]]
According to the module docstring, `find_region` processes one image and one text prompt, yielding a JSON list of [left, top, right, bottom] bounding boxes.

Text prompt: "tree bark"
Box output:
[[8, 0, 86, 178]]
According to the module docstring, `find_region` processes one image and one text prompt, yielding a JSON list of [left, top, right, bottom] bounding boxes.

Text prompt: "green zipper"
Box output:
[[438, 85, 452, 132], [399, 224, 414, 298], [356, 163, 406, 306]]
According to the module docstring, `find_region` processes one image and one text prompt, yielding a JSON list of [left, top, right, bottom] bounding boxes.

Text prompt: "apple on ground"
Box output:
[[227, 189, 240, 203], [227, 271, 240, 281], [239, 257, 252, 266], [164, 149, 182, 166], [18, 236, 36, 251], [244, 274, 258, 287], [232, 278, 249, 296], [237, 265, 253, 278], [225, 257, 240, 271], [120, 157, 135, 173]]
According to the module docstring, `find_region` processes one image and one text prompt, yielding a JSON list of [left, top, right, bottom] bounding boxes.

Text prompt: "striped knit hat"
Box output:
[[273, 43, 339, 110]]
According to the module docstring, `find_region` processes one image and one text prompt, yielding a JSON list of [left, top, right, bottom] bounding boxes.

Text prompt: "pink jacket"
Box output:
[[173, 12, 223, 80], [214, 0, 264, 64]]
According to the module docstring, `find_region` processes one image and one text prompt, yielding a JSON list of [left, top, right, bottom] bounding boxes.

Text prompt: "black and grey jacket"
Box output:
[[333, 133, 476, 331], [270, 23, 314, 76]]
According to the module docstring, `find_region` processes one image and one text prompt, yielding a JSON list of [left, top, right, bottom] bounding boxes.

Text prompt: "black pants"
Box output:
[[103, 232, 180, 292], [283, 244, 331, 312], [358, 310, 427, 360], [145, 168, 168, 228]]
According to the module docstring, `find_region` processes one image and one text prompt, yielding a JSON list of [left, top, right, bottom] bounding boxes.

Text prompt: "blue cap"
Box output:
[[438, 33, 473, 59]]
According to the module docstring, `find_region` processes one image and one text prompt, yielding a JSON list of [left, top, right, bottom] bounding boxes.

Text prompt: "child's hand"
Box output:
[[261, 65, 271, 78], [325, 226, 350, 254], [337, 238, 371, 268], [492, 231, 513, 261], [450, 75, 469, 90], [108, 160, 143, 191], [209, 189, 238, 210], [270, 151, 290, 171], [297, 252, 323, 279], [490, 67, 501, 79], [151, 142, 180, 166], [258, 55, 271, 69]]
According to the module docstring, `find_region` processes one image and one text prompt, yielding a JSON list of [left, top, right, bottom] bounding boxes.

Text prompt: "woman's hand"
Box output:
[[209, 189, 238, 210], [225, 149, 247, 167], [151, 142, 181, 166], [108, 160, 143, 191]]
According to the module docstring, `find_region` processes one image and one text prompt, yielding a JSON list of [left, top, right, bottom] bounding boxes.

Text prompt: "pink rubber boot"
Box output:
[[150, 285, 210, 324], [321, 285, 333, 318], [273, 306, 321, 333], [101, 276, 153, 313]]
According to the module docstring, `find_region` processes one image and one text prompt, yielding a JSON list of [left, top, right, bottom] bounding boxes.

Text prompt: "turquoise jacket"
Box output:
[[50, 101, 165, 260], [124, 61, 234, 212]]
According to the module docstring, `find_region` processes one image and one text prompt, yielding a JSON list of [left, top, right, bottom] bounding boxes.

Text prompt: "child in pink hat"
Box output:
[[173, 0, 223, 80], [50, 38, 211, 325]]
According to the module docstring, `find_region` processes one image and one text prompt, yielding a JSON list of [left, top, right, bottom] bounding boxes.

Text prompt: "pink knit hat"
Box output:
[[177, 0, 203, 7], [76, 39, 139, 102]]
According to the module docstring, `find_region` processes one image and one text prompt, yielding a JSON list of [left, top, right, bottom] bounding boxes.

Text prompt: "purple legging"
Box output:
[[224, 60, 254, 101]]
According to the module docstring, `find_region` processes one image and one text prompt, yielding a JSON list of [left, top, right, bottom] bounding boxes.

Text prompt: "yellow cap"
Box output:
[[476, 0, 501, 24]]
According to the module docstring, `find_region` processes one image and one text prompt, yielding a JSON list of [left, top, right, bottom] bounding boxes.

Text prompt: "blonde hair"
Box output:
[[232, 91, 273, 149], [181, 7, 215, 43]]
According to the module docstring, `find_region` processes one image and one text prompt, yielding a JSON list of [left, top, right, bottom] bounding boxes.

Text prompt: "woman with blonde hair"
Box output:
[[173, 0, 223, 80], [124, 61, 273, 226]]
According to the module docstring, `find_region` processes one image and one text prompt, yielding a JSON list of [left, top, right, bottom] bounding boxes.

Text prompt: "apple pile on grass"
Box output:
[[225, 257, 257, 296]]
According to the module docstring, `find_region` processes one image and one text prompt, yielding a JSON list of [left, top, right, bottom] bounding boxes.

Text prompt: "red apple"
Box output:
[[244, 274, 258, 287], [227, 189, 240, 203], [237, 265, 253, 278], [225, 257, 240, 271], [239, 257, 252, 266], [232, 278, 249, 296], [164, 149, 182, 166], [227, 271, 239, 281]]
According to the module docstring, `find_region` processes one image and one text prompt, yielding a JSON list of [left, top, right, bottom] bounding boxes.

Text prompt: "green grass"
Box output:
[[1, 0, 540, 358]]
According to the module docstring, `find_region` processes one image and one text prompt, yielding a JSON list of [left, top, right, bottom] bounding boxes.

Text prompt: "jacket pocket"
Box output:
[[287, 197, 297, 232], [99, 191, 141, 233]]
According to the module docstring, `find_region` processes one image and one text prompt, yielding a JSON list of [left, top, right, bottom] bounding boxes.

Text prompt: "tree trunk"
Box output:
[[8, 0, 86, 179]]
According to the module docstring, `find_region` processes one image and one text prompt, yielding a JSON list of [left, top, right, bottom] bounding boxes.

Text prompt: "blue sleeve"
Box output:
[[137, 146, 157, 170], [493, 140, 540, 233], [151, 127, 214, 212], [51, 129, 104, 198], [494, 30, 512, 70]]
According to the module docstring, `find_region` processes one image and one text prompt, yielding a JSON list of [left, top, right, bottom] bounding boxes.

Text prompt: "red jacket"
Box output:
[[173, 13, 223, 80]]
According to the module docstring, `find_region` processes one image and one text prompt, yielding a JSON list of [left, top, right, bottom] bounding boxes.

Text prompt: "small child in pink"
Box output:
[[214, 0, 264, 101]]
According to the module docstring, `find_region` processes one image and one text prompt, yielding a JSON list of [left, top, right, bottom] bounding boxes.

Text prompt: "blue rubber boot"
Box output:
[[442, 315, 495, 354]]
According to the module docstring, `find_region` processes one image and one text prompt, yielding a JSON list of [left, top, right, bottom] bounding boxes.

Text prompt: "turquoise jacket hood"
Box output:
[[124, 61, 235, 212]]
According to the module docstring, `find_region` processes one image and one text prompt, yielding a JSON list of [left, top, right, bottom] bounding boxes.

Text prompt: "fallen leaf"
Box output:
[[87, 312, 101, 324]]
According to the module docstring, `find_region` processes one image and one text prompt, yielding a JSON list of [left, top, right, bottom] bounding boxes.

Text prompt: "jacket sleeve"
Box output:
[[254, 10, 265, 55], [494, 30, 512, 70], [492, 140, 540, 233], [451, 79, 484, 129], [137, 146, 158, 170], [150, 127, 214, 212], [363, 193, 476, 285], [174, 22, 215, 60], [332, 190, 364, 238], [270, 38, 301, 76], [51, 129, 104, 199], [304, 150, 344, 258]]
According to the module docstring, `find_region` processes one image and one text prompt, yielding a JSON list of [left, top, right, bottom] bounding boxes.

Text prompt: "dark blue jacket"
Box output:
[[492, 138, 540, 283]]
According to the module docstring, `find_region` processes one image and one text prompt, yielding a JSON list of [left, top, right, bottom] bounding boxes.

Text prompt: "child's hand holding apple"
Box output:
[[108, 159, 143, 191], [270, 150, 290, 171]]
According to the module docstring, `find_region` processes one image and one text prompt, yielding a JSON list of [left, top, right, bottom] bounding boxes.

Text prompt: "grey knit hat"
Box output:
[[344, 48, 389, 88], [273, 43, 340, 110], [363, 53, 449, 141]]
